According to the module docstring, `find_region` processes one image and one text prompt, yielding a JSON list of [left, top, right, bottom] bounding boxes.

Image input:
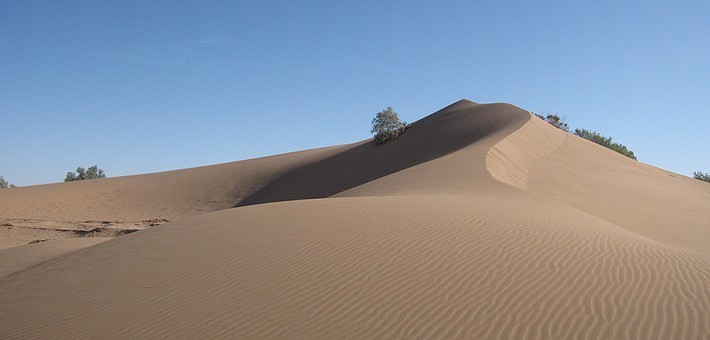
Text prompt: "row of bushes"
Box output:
[[573, 128, 637, 160], [532, 112, 710, 182], [533, 112, 637, 160]]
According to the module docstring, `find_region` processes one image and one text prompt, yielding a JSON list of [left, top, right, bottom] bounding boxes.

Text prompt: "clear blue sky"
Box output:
[[2, 1, 708, 186]]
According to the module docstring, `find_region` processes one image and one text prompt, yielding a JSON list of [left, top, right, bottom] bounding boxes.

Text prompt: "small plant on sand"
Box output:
[[574, 128, 637, 160], [531, 111, 568, 132], [65, 165, 106, 182], [0, 176, 16, 188], [371, 106, 408, 144], [544, 114, 569, 132], [693, 171, 710, 183]]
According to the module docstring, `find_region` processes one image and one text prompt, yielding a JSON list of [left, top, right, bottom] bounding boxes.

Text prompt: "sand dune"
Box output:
[[1, 99, 708, 339]]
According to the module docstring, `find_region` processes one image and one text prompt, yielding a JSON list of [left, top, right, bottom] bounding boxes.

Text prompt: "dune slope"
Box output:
[[1, 100, 708, 339], [1, 196, 707, 339], [0, 145, 343, 223], [239, 100, 527, 205], [0, 142, 348, 248], [488, 115, 710, 254]]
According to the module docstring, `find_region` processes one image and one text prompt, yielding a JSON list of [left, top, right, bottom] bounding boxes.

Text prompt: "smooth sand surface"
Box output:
[[0, 238, 110, 279], [1, 99, 708, 339]]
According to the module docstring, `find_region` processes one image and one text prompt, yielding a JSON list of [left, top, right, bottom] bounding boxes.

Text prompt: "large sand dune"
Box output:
[[1, 99, 708, 338]]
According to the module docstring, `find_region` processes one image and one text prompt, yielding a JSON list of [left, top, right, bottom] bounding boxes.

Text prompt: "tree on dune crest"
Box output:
[[693, 171, 710, 183], [371, 106, 408, 144], [0, 176, 16, 188], [65, 165, 106, 182]]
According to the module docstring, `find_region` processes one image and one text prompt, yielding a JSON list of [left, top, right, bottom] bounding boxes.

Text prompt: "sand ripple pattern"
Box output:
[[1, 196, 707, 339]]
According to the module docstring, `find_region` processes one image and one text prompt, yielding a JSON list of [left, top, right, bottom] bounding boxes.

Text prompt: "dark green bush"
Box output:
[[693, 171, 710, 183], [65, 165, 106, 182], [0, 176, 15, 188], [574, 128, 637, 160]]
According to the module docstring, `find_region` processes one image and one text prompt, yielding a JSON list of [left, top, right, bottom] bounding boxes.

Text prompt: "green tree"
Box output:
[[574, 128, 637, 160], [371, 107, 408, 144], [65, 165, 106, 182], [0, 176, 16, 188], [693, 171, 710, 183]]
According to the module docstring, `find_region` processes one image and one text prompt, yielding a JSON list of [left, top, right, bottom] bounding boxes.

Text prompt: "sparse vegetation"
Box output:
[[693, 171, 710, 183], [371, 107, 408, 144], [544, 114, 569, 132], [532, 110, 638, 161], [531, 112, 569, 132], [574, 129, 637, 160], [0, 176, 16, 188], [65, 165, 106, 182], [530, 112, 569, 132]]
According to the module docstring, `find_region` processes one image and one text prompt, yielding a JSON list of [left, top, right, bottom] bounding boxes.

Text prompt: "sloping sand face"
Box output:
[[488, 115, 710, 254], [0, 145, 345, 223], [0, 145, 345, 248], [1, 100, 708, 339]]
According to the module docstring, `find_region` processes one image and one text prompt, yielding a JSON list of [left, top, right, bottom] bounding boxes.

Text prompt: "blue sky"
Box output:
[[1, 1, 708, 186]]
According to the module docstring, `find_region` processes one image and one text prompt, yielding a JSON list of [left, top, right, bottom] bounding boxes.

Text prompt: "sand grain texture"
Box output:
[[1, 100, 708, 339]]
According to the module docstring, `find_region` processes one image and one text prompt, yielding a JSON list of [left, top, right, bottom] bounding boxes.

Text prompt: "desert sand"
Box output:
[[0, 99, 708, 339]]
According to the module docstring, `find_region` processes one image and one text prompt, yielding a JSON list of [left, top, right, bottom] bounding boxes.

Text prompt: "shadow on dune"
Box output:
[[236, 100, 528, 207]]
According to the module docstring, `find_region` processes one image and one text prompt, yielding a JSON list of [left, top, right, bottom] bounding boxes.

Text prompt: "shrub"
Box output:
[[371, 107, 408, 144], [0, 176, 15, 188], [693, 171, 710, 183], [532, 112, 569, 131], [545, 114, 569, 132], [65, 165, 106, 182], [574, 128, 637, 160]]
